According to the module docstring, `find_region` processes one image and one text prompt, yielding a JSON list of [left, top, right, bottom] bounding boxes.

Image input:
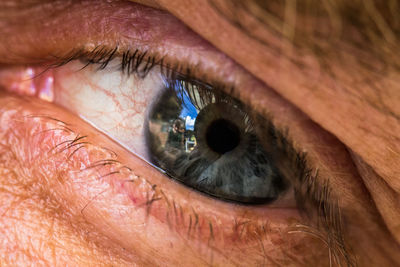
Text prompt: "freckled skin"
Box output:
[[0, 0, 399, 266]]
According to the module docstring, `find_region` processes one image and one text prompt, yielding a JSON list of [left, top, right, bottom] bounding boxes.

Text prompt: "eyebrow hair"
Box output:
[[208, 0, 399, 71]]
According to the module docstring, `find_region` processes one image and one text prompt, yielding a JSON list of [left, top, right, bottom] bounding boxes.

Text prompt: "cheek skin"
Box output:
[[0, 92, 331, 266]]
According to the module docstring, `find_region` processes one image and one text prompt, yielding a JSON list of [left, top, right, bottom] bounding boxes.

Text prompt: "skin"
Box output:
[[0, 0, 399, 266]]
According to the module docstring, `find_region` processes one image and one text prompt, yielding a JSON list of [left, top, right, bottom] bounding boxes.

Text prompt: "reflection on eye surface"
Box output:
[[0, 0, 399, 266], [148, 73, 288, 203]]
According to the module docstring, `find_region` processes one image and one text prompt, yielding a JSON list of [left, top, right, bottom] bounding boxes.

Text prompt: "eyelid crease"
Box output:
[[22, 44, 354, 266]]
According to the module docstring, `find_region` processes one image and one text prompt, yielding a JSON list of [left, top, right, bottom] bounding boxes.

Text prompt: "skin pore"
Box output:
[[0, 0, 399, 266]]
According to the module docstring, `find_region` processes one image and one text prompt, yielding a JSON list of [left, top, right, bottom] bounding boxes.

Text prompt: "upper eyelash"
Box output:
[[48, 44, 354, 265], [54, 45, 174, 78], [51, 45, 233, 93]]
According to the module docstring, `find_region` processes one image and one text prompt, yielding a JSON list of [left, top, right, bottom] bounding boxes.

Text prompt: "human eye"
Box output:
[[0, 1, 398, 266]]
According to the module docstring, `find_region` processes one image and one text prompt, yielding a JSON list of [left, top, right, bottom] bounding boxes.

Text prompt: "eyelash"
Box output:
[[46, 44, 352, 263]]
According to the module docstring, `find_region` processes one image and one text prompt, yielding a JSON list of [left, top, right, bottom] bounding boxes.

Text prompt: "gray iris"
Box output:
[[145, 80, 287, 204]]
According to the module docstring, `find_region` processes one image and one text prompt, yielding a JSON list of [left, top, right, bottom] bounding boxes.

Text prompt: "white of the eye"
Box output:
[[53, 59, 165, 161]]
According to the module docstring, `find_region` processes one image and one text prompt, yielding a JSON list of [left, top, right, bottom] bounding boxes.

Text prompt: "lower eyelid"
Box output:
[[0, 91, 328, 265]]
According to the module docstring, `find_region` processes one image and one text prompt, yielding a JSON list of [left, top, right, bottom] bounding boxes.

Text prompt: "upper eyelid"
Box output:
[[0, 0, 268, 110]]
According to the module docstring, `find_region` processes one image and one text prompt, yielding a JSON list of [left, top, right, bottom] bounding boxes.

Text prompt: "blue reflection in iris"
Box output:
[[174, 81, 199, 131]]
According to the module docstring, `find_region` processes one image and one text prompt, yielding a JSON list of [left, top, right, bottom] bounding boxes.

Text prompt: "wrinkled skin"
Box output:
[[0, 0, 399, 266]]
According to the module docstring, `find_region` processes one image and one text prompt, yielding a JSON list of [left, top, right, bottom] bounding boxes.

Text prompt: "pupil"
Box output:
[[206, 119, 240, 154]]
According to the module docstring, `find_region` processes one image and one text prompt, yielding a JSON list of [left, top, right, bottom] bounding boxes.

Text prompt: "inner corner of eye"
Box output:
[[24, 52, 293, 206]]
